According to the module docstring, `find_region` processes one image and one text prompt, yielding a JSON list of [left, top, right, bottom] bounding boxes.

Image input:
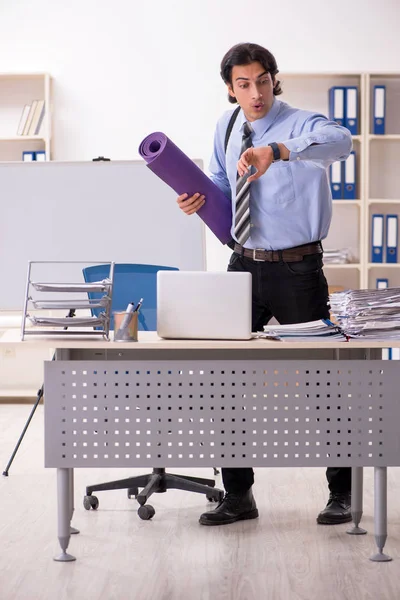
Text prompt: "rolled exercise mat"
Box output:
[[138, 132, 232, 244]]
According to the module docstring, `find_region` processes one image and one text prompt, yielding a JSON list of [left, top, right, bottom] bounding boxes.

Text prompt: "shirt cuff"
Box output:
[[282, 134, 328, 161]]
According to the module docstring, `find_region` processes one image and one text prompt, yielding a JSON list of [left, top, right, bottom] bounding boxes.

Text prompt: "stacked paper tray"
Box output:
[[30, 298, 109, 310], [28, 315, 107, 328], [31, 279, 111, 293], [21, 262, 114, 341]]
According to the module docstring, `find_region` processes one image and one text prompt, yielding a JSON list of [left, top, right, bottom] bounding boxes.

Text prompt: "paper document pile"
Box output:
[[330, 287, 400, 339], [324, 248, 352, 264], [259, 319, 347, 342]]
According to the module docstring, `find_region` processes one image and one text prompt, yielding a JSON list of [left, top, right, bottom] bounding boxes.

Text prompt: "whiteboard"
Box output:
[[0, 160, 206, 309]]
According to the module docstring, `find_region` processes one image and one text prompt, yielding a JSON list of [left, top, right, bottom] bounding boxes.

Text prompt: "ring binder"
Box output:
[[376, 278, 389, 289], [330, 161, 342, 199], [345, 86, 358, 135], [343, 151, 356, 200], [329, 86, 345, 126], [386, 215, 398, 263], [371, 214, 384, 263], [373, 85, 386, 135]]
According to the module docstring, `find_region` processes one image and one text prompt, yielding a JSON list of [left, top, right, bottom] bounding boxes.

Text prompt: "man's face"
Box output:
[[228, 62, 276, 122]]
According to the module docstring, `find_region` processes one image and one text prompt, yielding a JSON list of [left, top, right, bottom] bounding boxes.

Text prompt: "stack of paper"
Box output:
[[260, 319, 347, 342], [330, 287, 400, 339], [324, 248, 352, 264]]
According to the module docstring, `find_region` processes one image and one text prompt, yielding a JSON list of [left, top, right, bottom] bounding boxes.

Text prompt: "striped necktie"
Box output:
[[234, 121, 253, 245]]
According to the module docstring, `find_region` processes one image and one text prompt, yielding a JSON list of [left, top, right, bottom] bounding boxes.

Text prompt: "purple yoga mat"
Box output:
[[138, 132, 232, 244]]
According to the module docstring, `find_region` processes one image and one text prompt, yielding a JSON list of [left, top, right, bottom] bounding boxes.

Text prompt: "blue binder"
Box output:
[[344, 87, 358, 134], [22, 151, 35, 161], [392, 348, 400, 360], [376, 278, 388, 289], [329, 87, 345, 126], [343, 151, 356, 199], [35, 150, 46, 161], [386, 215, 398, 263], [371, 214, 384, 263], [373, 85, 386, 134], [330, 161, 342, 199], [382, 348, 392, 360]]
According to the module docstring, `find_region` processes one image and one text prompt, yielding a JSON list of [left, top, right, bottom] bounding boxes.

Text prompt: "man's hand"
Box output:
[[237, 147, 273, 182], [238, 144, 290, 182], [177, 192, 205, 215]]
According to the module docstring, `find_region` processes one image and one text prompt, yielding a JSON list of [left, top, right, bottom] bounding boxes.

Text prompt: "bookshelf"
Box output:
[[365, 73, 400, 290], [0, 73, 52, 162], [281, 72, 400, 292], [280, 72, 364, 293]]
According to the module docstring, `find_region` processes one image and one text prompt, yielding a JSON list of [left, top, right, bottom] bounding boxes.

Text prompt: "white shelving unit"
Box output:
[[365, 73, 400, 290], [280, 72, 365, 292], [281, 71, 400, 292], [0, 73, 52, 161]]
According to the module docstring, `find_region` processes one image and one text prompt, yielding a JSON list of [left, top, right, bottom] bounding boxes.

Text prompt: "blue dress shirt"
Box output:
[[209, 98, 352, 250]]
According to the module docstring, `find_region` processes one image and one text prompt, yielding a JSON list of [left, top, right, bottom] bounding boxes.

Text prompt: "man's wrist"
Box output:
[[267, 142, 290, 162], [267, 142, 281, 162], [277, 143, 290, 161]]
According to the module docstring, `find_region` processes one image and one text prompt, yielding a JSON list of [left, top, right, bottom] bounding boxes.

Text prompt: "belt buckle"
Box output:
[[252, 248, 265, 262]]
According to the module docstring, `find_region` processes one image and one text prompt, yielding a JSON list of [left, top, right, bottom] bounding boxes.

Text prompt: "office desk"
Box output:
[[2, 330, 400, 563]]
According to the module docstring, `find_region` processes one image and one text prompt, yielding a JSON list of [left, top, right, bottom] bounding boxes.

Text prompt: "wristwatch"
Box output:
[[268, 142, 281, 162]]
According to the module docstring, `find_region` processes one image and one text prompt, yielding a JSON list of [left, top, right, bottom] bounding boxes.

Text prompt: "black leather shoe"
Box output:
[[199, 488, 259, 526], [317, 491, 352, 525]]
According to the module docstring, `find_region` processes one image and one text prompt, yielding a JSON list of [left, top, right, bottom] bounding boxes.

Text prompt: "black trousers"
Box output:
[[222, 250, 352, 495]]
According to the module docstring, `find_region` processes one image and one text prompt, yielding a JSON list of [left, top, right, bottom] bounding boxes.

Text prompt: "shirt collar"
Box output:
[[238, 98, 281, 139]]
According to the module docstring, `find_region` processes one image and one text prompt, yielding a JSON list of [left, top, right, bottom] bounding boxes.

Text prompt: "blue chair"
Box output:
[[82, 263, 223, 519], [82, 263, 179, 331]]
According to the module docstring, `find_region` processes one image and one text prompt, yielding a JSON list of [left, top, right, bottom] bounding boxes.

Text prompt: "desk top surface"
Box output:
[[1, 329, 400, 350]]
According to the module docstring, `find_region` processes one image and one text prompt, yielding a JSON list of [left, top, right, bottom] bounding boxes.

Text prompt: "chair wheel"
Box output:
[[138, 504, 155, 520], [83, 495, 99, 510], [127, 487, 139, 499]]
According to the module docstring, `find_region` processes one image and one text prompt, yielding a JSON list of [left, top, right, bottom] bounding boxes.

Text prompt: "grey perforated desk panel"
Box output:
[[2, 330, 399, 562]]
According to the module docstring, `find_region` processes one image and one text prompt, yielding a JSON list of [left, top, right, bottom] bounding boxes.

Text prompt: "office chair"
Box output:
[[82, 263, 224, 519]]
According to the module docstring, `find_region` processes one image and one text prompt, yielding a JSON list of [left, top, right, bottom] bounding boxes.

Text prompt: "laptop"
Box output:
[[157, 271, 252, 340]]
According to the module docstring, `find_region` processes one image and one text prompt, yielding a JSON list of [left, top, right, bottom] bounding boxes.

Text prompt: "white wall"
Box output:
[[0, 0, 399, 270]]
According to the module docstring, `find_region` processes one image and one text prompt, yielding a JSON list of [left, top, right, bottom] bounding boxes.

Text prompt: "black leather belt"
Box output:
[[233, 241, 323, 263]]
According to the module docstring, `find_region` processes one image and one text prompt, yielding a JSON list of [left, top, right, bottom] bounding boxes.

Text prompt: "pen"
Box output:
[[118, 302, 135, 330], [134, 298, 144, 313]]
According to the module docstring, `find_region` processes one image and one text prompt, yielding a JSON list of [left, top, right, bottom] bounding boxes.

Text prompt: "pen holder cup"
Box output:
[[114, 311, 138, 342]]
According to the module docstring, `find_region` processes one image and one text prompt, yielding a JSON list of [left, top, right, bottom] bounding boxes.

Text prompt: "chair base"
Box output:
[[85, 467, 224, 509]]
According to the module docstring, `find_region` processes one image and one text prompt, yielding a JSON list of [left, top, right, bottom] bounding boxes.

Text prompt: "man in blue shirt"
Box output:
[[177, 42, 353, 527]]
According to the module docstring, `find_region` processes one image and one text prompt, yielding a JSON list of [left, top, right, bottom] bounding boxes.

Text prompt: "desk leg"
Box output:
[[69, 468, 80, 535], [347, 467, 367, 535], [370, 466, 392, 562], [54, 468, 76, 562]]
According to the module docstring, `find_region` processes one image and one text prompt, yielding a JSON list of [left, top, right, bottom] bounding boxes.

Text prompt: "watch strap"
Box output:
[[268, 142, 281, 162]]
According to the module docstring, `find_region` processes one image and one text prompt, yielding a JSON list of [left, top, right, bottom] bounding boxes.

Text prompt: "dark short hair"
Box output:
[[220, 42, 282, 104]]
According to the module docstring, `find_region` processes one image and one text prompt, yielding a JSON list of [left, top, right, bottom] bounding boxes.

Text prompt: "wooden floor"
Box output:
[[1, 405, 400, 600]]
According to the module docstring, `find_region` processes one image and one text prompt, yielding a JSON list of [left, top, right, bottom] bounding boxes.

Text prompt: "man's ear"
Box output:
[[227, 84, 236, 99]]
